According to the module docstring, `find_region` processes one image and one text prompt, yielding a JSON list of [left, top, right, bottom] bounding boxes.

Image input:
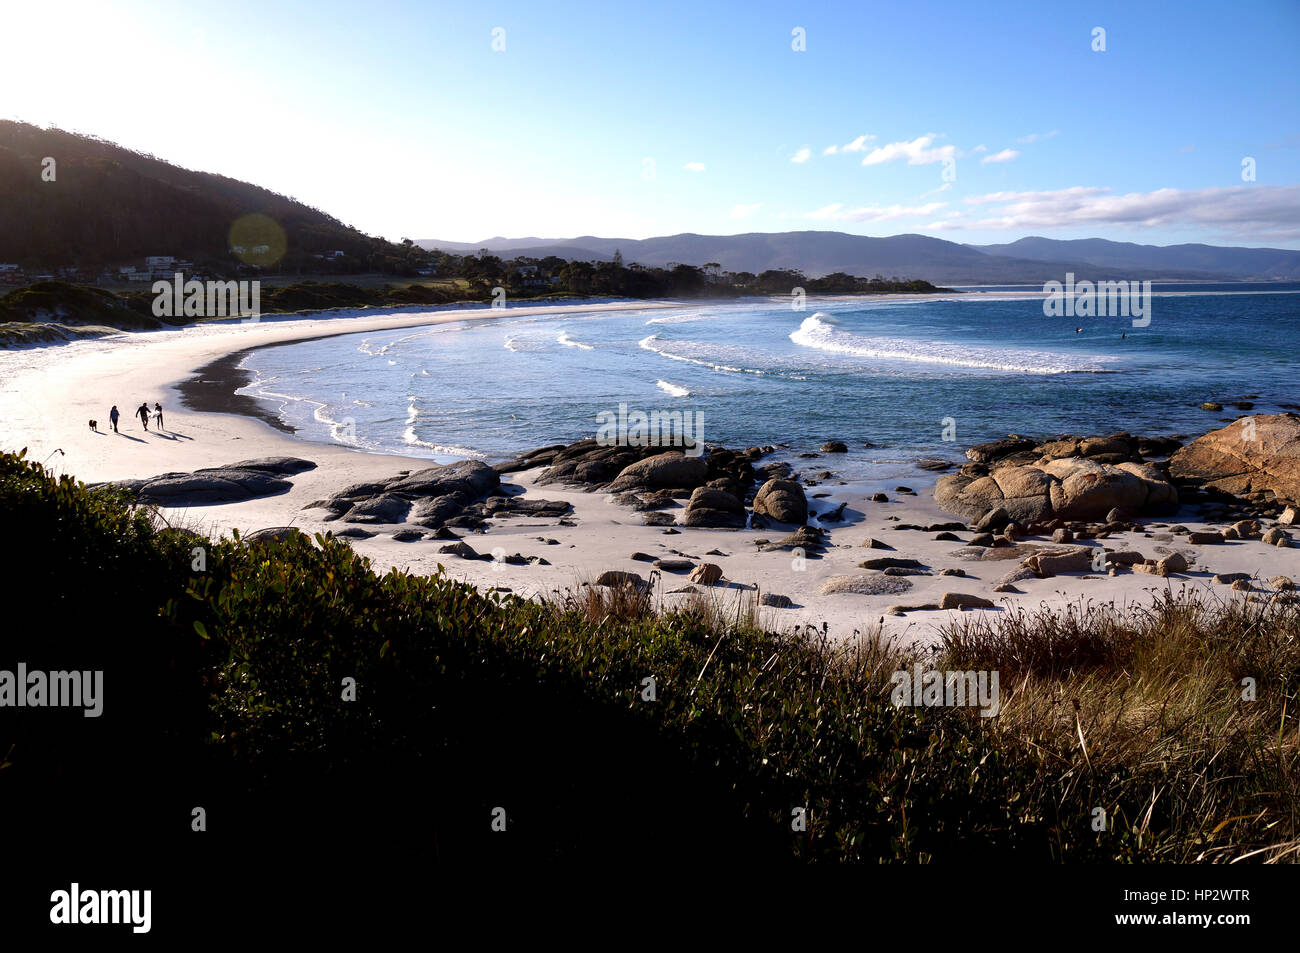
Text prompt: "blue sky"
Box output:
[[4, 0, 1298, 246]]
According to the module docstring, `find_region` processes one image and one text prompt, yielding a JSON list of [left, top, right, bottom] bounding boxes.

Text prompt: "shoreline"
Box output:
[[1, 296, 1295, 641]]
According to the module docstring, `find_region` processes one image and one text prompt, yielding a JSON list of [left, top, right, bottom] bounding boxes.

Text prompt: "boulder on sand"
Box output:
[[118, 465, 295, 506], [682, 486, 747, 528], [1169, 413, 1300, 504], [752, 478, 808, 525], [387, 459, 500, 499], [935, 455, 1177, 523], [605, 451, 709, 494]]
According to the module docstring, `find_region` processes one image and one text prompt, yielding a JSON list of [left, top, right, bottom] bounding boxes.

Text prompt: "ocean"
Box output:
[[233, 284, 1300, 480]]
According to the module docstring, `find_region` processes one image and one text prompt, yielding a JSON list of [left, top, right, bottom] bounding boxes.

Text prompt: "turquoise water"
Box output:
[[237, 287, 1300, 478]]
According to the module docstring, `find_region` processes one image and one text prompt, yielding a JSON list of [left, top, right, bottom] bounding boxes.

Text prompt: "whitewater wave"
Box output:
[[557, 331, 594, 350], [656, 379, 691, 397], [790, 314, 1116, 374], [402, 429, 483, 458], [638, 334, 765, 375], [645, 313, 711, 325], [504, 335, 547, 353]]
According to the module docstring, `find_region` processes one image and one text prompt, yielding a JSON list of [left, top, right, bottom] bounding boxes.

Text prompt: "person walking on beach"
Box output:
[[137, 402, 150, 431], [153, 402, 164, 430], [109, 405, 120, 433]]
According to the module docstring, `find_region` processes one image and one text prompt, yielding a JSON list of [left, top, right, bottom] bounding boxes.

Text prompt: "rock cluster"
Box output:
[[304, 459, 571, 532], [507, 438, 812, 531], [935, 432, 1180, 524]]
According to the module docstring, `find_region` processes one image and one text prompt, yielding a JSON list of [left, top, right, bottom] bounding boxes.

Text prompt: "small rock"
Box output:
[[654, 558, 695, 572], [871, 492, 889, 503], [939, 568, 966, 577], [759, 593, 793, 608], [939, 593, 995, 610], [1157, 552, 1189, 573], [859, 557, 926, 570], [860, 538, 893, 549], [1213, 572, 1251, 584], [1187, 532, 1222, 544], [595, 570, 646, 588], [689, 563, 724, 585], [1269, 575, 1295, 590]]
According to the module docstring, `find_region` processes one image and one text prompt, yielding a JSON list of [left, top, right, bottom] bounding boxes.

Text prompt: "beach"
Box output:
[[0, 297, 1295, 643]]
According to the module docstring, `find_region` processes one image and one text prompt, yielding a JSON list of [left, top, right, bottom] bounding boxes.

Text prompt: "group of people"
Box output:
[[107, 402, 164, 433]]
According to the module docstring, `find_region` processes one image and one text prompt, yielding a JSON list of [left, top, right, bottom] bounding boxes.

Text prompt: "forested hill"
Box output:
[[0, 121, 417, 273]]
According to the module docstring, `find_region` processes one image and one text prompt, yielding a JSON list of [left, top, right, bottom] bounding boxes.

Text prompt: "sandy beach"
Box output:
[[1, 297, 1295, 644]]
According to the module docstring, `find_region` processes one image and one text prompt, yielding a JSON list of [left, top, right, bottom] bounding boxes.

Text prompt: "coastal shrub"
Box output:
[[3, 450, 1296, 863], [0, 450, 213, 846]]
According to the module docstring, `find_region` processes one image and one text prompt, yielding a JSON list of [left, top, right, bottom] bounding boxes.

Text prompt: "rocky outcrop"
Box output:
[[752, 478, 808, 525], [935, 434, 1179, 523], [303, 459, 573, 532], [1168, 413, 1300, 505], [605, 451, 709, 494], [104, 457, 317, 505]]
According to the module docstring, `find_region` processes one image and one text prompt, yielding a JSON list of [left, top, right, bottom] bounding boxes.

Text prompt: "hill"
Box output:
[[0, 121, 421, 274], [970, 237, 1300, 280], [418, 231, 1232, 283]]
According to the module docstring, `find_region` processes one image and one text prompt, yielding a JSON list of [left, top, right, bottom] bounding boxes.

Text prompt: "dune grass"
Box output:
[[2, 447, 1296, 862]]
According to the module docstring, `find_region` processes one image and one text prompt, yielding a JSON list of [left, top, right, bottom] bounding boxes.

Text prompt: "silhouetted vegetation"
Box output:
[[3, 450, 1296, 864]]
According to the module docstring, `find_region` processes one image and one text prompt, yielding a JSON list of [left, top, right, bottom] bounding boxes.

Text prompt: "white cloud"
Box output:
[[821, 134, 875, 156], [981, 148, 1020, 164], [960, 184, 1300, 240], [1179, 145, 1195, 154], [804, 201, 948, 222], [791, 147, 812, 164], [684, 161, 705, 172], [861, 135, 955, 166], [920, 182, 953, 198], [730, 203, 762, 218], [972, 144, 987, 153], [1016, 130, 1059, 144]]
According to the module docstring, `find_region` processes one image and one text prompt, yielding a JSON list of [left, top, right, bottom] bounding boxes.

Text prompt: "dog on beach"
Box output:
[[89, 419, 98, 432]]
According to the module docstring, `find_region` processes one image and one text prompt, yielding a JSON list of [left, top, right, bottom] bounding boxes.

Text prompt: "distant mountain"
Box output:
[[0, 121, 412, 271], [970, 237, 1300, 280], [418, 231, 1249, 283]]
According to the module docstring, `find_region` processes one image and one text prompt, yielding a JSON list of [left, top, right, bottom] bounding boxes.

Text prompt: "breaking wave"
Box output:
[[790, 313, 1116, 374]]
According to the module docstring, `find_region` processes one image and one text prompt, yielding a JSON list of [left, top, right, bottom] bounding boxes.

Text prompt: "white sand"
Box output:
[[1, 298, 1295, 645]]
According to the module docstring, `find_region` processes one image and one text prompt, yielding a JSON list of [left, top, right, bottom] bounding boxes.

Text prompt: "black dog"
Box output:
[[89, 419, 98, 432]]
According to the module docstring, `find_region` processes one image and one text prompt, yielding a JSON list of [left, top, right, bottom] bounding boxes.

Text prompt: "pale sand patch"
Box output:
[[1, 298, 1295, 645]]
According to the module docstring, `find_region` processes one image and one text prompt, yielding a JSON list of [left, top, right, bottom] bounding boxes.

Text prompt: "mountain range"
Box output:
[[418, 232, 1300, 284]]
